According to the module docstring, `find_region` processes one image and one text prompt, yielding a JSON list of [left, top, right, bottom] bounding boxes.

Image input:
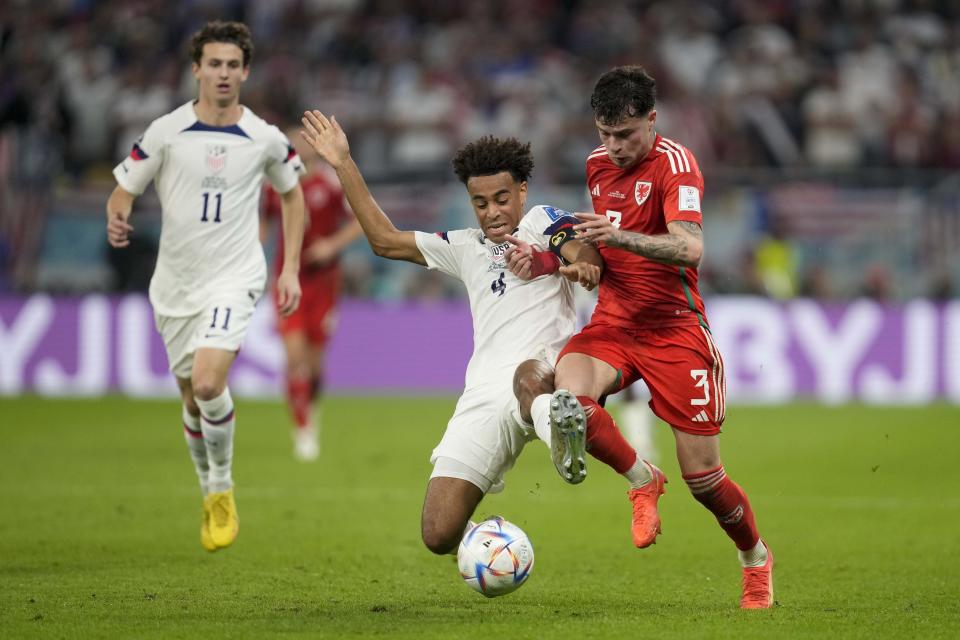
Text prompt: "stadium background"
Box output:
[[2, 0, 959, 401], [1, 3, 959, 637]]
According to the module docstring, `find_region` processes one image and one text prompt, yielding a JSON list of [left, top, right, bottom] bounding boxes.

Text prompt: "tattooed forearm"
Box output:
[[608, 221, 703, 267]]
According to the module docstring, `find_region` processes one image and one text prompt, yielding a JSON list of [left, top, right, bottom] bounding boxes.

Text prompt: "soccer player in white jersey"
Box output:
[[105, 21, 306, 552], [300, 109, 645, 555]]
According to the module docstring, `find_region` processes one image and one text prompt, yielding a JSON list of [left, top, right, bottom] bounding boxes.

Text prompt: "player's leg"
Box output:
[[555, 331, 666, 548], [177, 376, 208, 496], [674, 430, 772, 608], [176, 376, 216, 552], [282, 329, 319, 461], [421, 472, 485, 555], [646, 325, 771, 607], [555, 353, 656, 489], [155, 313, 218, 550], [514, 359, 587, 484], [192, 347, 239, 549]]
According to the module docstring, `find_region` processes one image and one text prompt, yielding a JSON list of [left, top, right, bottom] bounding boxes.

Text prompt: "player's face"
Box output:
[[465, 172, 527, 243], [595, 110, 657, 168], [192, 42, 249, 106]]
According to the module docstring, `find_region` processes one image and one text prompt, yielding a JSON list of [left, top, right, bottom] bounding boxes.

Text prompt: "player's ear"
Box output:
[[191, 62, 201, 79], [648, 109, 657, 127], [240, 66, 251, 82]]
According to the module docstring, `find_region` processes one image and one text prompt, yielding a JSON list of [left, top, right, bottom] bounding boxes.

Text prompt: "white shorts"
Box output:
[[429, 344, 559, 494], [154, 290, 261, 379]]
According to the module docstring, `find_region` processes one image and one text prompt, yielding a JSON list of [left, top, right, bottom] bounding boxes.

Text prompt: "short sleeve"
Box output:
[[264, 128, 306, 195], [113, 119, 166, 196], [661, 148, 705, 226], [414, 230, 468, 280]]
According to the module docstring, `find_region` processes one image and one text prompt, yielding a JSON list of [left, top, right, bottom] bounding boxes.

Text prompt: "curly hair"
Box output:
[[590, 66, 657, 125], [451, 136, 534, 185], [189, 21, 254, 67]]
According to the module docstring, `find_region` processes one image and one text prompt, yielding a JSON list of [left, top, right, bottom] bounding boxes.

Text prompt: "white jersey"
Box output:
[[113, 101, 304, 317], [415, 204, 578, 392]]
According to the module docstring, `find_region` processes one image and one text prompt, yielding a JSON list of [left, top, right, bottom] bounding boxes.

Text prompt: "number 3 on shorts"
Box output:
[[690, 369, 710, 406]]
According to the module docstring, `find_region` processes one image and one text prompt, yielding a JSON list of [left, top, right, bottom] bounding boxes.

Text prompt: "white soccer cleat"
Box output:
[[549, 390, 587, 484], [293, 427, 320, 461]]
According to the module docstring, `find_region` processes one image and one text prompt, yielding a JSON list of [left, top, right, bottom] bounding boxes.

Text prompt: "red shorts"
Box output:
[[274, 273, 340, 348], [558, 322, 726, 436]]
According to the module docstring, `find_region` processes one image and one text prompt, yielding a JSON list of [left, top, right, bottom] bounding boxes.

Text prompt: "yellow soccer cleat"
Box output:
[[200, 499, 217, 552], [206, 488, 239, 549]]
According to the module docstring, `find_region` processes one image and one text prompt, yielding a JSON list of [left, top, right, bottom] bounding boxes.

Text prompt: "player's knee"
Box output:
[[421, 520, 460, 555], [191, 377, 225, 401], [513, 359, 554, 401]]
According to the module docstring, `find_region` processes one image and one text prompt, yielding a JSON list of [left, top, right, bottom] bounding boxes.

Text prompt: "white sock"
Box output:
[[182, 406, 209, 496], [196, 388, 235, 494], [621, 400, 657, 463], [530, 394, 553, 447], [623, 455, 654, 488], [739, 540, 768, 568]]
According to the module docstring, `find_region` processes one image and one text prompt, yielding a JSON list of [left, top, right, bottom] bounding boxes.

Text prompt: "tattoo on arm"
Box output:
[[611, 221, 702, 267]]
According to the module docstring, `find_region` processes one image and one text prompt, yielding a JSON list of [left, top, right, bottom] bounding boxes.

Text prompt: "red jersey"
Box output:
[[263, 167, 349, 276], [586, 133, 708, 330]]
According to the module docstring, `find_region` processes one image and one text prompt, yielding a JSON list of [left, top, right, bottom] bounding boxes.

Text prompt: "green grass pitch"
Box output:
[[1, 396, 958, 638]]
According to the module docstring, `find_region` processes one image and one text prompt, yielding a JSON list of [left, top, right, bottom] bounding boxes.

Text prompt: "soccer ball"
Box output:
[[457, 516, 534, 597]]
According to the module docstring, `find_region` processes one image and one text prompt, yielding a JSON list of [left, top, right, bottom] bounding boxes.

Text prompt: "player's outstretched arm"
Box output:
[[276, 184, 305, 317], [105, 185, 136, 248], [573, 213, 702, 268], [300, 110, 426, 266]]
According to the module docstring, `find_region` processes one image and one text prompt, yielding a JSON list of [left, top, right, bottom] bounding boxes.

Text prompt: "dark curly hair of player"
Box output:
[[189, 21, 254, 67], [590, 66, 657, 125], [452, 136, 534, 185]]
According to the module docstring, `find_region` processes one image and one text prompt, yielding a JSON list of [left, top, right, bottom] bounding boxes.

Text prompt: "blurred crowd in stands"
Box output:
[[1, 0, 958, 299]]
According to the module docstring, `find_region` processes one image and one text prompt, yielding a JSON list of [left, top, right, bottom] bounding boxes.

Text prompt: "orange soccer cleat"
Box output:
[[740, 542, 774, 609], [627, 461, 667, 548]]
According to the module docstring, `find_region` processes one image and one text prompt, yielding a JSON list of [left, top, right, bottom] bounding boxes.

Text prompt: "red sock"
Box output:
[[287, 376, 312, 429], [683, 466, 759, 551], [578, 396, 637, 474]]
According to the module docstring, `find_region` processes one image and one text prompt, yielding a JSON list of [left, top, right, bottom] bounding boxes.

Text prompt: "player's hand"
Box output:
[[106, 211, 133, 248], [275, 268, 302, 317], [300, 110, 350, 169], [304, 238, 337, 267], [573, 212, 621, 247], [504, 234, 535, 280], [559, 262, 601, 291]]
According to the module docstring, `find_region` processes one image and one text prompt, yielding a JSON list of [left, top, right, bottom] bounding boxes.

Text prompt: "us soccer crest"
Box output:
[[635, 181, 652, 206], [206, 144, 227, 173]]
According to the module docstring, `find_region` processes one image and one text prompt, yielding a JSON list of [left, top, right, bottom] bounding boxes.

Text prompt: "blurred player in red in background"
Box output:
[[511, 66, 773, 609], [262, 129, 362, 461]]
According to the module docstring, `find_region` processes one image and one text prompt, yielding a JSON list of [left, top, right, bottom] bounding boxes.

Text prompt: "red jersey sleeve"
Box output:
[[658, 139, 704, 226], [262, 183, 282, 220]]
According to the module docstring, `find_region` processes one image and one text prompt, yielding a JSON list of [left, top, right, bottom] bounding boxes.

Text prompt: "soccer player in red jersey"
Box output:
[[565, 66, 772, 608], [262, 130, 362, 461]]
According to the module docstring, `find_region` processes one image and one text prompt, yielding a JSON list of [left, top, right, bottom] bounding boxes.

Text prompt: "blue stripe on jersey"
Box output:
[[181, 122, 251, 139], [543, 217, 578, 237], [542, 205, 572, 222]]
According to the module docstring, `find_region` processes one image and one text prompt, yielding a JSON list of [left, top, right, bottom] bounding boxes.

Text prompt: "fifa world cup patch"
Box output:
[[678, 185, 701, 212]]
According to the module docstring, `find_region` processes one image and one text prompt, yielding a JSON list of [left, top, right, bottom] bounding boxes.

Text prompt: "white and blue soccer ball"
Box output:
[[457, 516, 534, 597]]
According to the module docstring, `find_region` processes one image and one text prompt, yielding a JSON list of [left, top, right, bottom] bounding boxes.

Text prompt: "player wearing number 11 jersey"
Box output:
[[105, 21, 306, 552], [557, 66, 773, 609]]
